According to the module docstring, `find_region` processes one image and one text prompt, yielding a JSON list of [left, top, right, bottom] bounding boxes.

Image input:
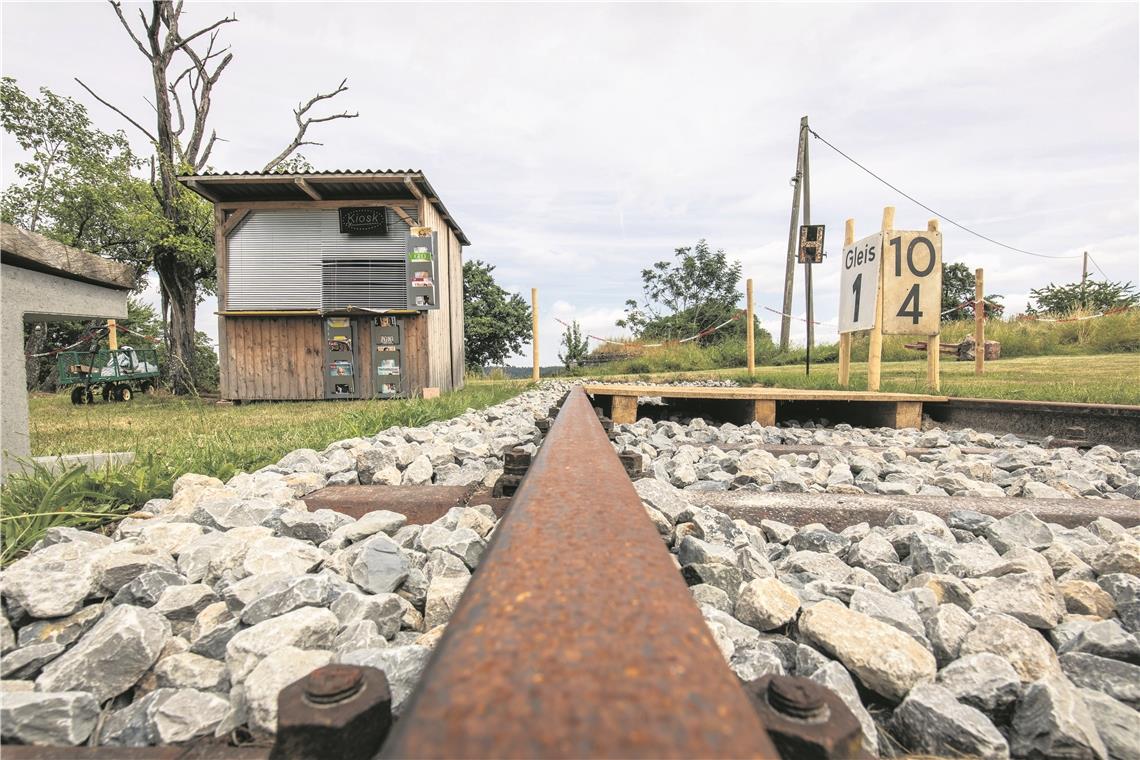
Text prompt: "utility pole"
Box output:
[[1081, 251, 1089, 310], [802, 117, 814, 373], [780, 116, 809, 351]]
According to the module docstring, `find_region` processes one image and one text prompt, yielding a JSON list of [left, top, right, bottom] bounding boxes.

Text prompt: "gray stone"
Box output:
[[728, 642, 786, 680], [112, 569, 187, 608], [225, 606, 338, 681], [276, 509, 353, 544], [350, 534, 410, 594], [1, 541, 100, 617], [1059, 619, 1140, 664], [689, 583, 732, 614], [40, 526, 113, 550], [154, 652, 229, 692], [188, 603, 241, 660], [1077, 689, 1140, 760], [16, 604, 104, 649], [848, 588, 927, 645], [924, 603, 976, 666], [1011, 675, 1107, 760], [789, 529, 850, 556], [734, 578, 800, 631], [334, 620, 389, 653], [150, 688, 229, 743], [0, 690, 99, 745], [847, 533, 899, 568], [1, 642, 65, 679], [634, 478, 691, 524], [892, 683, 1009, 760], [245, 646, 333, 734], [1098, 573, 1140, 606], [1060, 580, 1117, 618], [677, 535, 737, 567], [424, 574, 470, 630], [241, 536, 326, 577], [983, 510, 1055, 553], [798, 600, 936, 702], [241, 574, 339, 625], [958, 613, 1061, 683], [761, 519, 797, 544], [776, 550, 854, 584], [681, 563, 743, 603], [331, 591, 404, 639], [986, 546, 1054, 577], [937, 652, 1021, 716], [809, 661, 879, 755], [971, 572, 1065, 629], [402, 455, 434, 485], [37, 605, 170, 702], [947, 510, 997, 535], [0, 617, 13, 654], [323, 510, 408, 551], [337, 644, 431, 714], [1088, 540, 1140, 576], [1059, 652, 1140, 709], [735, 545, 775, 582], [191, 495, 279, 531], [153, 584, 220, 622]]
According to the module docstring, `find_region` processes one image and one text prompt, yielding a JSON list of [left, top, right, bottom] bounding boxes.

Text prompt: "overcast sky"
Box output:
[[3, 2, 1137, 366]]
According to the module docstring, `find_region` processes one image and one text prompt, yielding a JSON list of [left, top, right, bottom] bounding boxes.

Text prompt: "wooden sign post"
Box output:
[[867, 207, 894, 392], [975, 269, 985, 376], [838, 207, 942, 394], [926, 220, 941, 391], [531, 288, 540, 382], [746, 278, 755, 376]]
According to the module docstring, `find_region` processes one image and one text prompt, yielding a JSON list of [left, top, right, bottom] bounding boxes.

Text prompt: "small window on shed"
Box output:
[[320, 259, 407, 311]]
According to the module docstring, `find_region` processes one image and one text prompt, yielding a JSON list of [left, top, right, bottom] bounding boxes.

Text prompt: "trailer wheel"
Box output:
[[116, 386, 133, 402], [140, 380, 155, 394], [71, 386, 87, 405], [103, 384, 115, 402]]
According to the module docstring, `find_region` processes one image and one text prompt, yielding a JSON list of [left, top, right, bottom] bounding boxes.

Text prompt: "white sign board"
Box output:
[[838, 232, 882, 333], [881, 230, 943, 335]]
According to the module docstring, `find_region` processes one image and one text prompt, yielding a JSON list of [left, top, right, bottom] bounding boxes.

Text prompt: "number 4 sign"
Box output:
[[881, 230, 942, 335]]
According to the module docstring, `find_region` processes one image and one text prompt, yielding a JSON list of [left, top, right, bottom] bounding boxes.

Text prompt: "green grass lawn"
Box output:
[[593, 353, 1140, 405], [3, 380, 528, 563]]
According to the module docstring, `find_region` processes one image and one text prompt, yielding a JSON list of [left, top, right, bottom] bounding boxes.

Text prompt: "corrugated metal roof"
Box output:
[[177, 171, 470, 245]]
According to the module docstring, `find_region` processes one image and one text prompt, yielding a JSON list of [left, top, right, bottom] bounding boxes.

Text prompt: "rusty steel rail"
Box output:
[[381, 387, 779, 759]]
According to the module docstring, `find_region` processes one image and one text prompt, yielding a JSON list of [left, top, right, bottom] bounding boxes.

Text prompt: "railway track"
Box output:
[[6, 388, 872, 759]]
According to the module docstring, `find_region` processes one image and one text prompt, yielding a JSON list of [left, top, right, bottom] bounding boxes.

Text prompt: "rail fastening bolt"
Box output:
[[304, 664, 364, 705], [767, 676, 829, 722]]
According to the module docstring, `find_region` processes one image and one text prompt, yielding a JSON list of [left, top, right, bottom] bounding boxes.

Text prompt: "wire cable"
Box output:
[[806, 127, 1083, 260], [1086, 253, 1112, 281]]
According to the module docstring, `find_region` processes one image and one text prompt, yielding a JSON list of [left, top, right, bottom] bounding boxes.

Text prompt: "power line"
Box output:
[[1086, 253, 1111, 281], [806, 127, 1083, 260]]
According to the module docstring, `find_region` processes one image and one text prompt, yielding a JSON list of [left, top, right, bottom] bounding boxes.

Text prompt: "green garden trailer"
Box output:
[[57, 347, 161, 404]]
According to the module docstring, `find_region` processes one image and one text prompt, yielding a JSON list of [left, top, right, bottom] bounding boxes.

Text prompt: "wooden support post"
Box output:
[[868, 207, 894, 392], [837, 218, 855, 388], [750, 399, 777, 427], [927, 219, 941, 392], [780, 116, 808, 351], [746, 278, 755, 376], [975, 268, 985, 376], [107, 320, 118, 350], [611, 395, 638, 425], [894, 401, 922, 430], [531, 288, 540, 382]]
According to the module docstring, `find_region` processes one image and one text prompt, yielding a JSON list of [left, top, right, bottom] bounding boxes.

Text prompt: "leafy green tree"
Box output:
[[558, 320, 591, 369], [463, 260, 532, 370], [617, 240, 742, 344], [1026, 280, 1139, 316], [939, 262, 1004, 320]]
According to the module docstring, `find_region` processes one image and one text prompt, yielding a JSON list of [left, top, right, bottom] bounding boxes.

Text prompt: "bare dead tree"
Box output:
[[75, 0, 356, 393], [263, 79, 358, 173]]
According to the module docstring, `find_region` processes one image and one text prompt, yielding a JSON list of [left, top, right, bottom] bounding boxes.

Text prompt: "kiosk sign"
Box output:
[[838, 232, 882, 333]]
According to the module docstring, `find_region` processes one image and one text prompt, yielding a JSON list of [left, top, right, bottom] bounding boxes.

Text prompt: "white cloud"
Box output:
[[2, 2, 1135, 370]]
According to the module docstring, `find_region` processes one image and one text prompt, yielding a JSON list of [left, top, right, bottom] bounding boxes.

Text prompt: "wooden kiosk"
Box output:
[[179, 171, 468, 401]]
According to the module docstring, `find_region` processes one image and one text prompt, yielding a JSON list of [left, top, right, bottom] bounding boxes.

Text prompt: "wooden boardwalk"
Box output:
[[583, 383, 948, 429]]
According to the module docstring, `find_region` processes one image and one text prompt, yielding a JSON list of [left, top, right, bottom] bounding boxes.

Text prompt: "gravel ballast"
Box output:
[[1, 381, 1136, 756]]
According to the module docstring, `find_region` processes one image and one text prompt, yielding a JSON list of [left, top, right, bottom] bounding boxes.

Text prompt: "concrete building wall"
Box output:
[[1, 263, 128, 476]]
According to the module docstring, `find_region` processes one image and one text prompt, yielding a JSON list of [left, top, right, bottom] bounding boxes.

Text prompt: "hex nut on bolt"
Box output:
[[742, 675, 871, 760], [271, 664, 392, 760]]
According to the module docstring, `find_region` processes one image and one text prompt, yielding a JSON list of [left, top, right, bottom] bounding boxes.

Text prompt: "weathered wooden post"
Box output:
[[837, 219, 854, 387], [746, 278, 755, 376], [927, 219, 941, 391], [975, 269, 985, 376], [867, 206, 894, 392]]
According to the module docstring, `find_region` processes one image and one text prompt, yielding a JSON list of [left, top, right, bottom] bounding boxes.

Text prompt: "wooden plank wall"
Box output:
[[402, 314, 430, 398], [448, 225, 465, 389], [223, 317, 324, 400], [420, 201, 454, 391]]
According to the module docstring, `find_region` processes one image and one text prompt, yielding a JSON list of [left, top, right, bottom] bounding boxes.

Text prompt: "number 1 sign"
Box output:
[[881, 230, 943, 335], [838, 232, 883, 333]]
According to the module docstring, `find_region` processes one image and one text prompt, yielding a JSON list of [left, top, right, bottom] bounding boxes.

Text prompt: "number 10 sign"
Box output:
[[839, 229, 942, 335]]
